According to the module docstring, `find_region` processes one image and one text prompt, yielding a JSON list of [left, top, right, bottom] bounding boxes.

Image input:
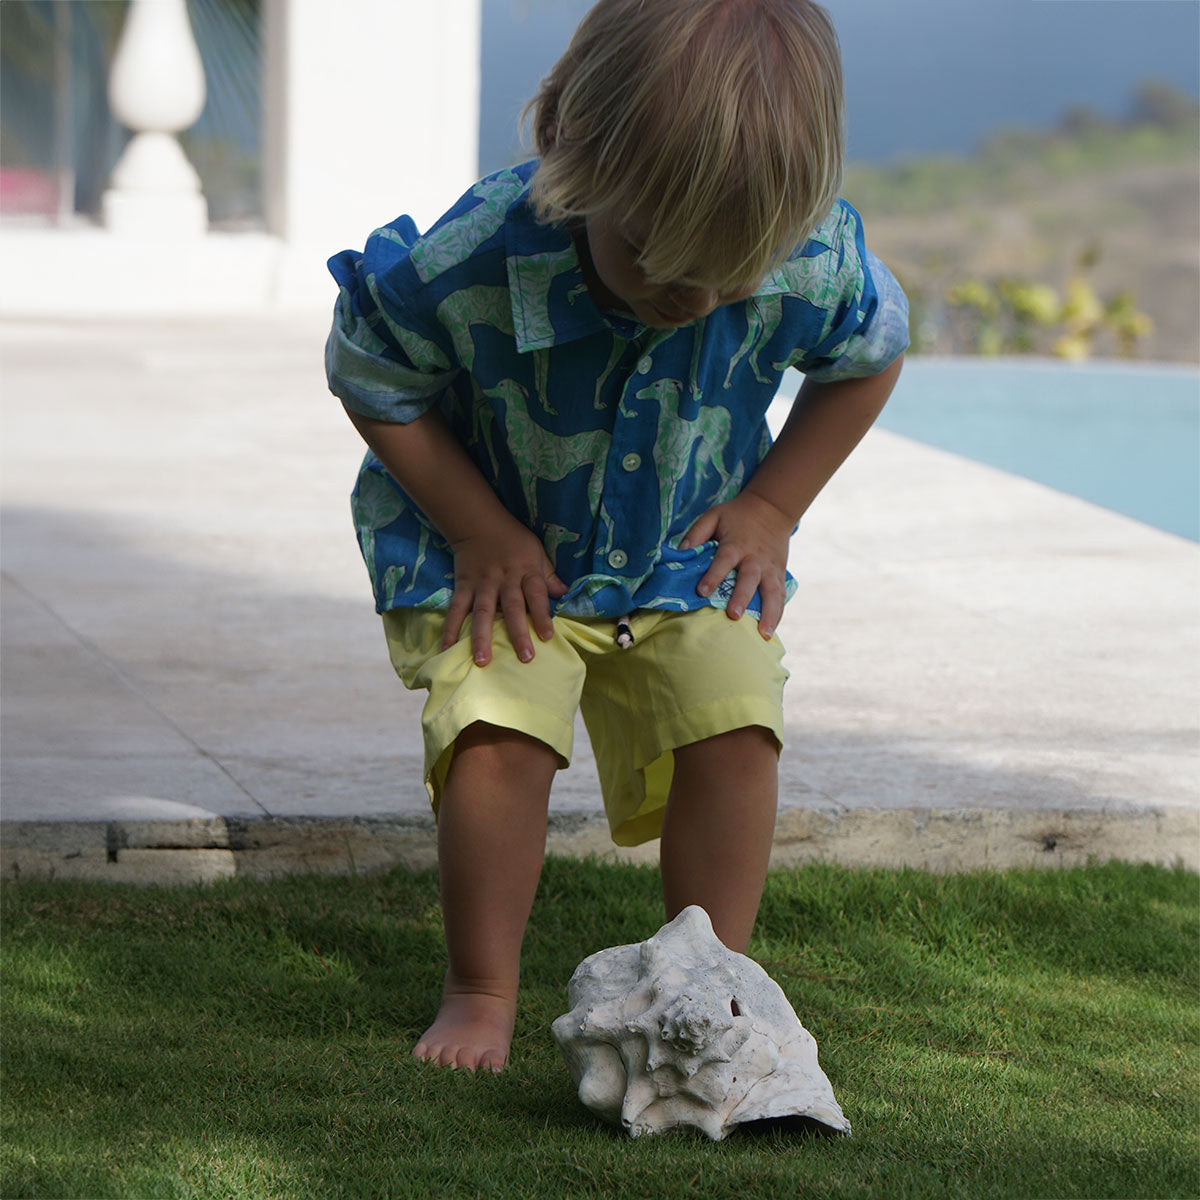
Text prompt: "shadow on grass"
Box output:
[[2, 858, 1197, 1199]]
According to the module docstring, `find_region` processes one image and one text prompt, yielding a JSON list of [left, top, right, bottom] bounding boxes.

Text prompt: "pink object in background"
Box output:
[[0, 169, 59, 216]]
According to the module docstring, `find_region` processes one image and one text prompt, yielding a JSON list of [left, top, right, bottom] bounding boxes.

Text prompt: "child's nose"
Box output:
[[668, 284, 720, 319]]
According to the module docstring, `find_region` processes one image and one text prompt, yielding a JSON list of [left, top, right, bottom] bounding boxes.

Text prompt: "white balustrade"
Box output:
[[1, 0, 483, 315], [102, 0, 209, 238]]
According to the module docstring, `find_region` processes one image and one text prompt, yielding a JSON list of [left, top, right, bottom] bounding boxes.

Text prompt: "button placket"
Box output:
[[596, 345, 658, 580]]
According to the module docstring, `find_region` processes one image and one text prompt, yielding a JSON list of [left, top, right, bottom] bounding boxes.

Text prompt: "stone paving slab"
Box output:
[[1, 318, 1196, 884], [3, 804, 1194, 886]]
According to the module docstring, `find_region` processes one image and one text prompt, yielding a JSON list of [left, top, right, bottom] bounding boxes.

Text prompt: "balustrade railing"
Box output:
[[103, 0, 209, 237]]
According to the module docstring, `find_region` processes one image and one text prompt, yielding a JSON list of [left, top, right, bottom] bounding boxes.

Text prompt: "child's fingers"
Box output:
[[680, 508, 720, 551], [521, 574, 558, 644], [500, 580, 539, 663], [695, 539, 740, 598], [724, 558, 761, 620], [442, 589, 474, 653], [450, 563, 563, 666], [490, 571, 557, 662], [469, 595, 498, 666], [755, 571, 787, 639]]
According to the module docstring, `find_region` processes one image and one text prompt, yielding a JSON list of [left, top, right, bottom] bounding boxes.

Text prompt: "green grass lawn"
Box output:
[[2, 858, 1197, 1199]]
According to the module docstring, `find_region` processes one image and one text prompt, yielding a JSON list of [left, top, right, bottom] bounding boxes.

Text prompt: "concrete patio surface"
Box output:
[[1, 317, 1196, 884]]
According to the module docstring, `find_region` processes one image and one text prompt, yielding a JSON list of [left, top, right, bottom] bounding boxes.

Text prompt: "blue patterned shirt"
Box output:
[[326, 161, 908, 618]]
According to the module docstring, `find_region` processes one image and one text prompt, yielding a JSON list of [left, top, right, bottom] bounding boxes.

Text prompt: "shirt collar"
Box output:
[[504, 189, 624, 353]]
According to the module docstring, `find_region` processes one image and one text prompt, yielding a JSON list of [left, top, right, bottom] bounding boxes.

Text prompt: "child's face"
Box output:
[[581, 214, 758, 329]]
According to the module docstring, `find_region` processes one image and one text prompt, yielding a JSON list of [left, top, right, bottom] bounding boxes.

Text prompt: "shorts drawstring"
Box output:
[[615, 615, 634, 649]]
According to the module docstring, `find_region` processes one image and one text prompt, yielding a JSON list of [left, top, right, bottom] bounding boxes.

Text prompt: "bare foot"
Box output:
[[412, 986, 516, 1073]]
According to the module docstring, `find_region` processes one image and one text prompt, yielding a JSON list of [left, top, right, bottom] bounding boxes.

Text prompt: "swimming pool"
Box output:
[[789, 358, 1200, 542]]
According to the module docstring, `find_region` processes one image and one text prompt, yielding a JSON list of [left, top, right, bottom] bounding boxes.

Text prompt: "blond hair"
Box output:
[[523, 0, 845, 293]]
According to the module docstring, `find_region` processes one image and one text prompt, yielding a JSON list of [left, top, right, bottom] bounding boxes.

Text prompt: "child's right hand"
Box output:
[[342, 408, 568, 668], [443, 516, 568, 666]]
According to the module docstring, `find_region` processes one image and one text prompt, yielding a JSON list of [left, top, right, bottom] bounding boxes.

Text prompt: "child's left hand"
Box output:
[[680, 490, 794, 639]]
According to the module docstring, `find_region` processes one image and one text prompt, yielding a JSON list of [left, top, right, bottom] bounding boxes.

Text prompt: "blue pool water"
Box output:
[[871, 359, 1199, 542]]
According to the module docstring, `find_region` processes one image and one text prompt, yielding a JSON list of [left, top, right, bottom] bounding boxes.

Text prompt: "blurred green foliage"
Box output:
[[845, 81, 1196, 361], [946, 245, 1154, 360]]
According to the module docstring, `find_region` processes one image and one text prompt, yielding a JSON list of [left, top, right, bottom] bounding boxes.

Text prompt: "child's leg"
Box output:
[[658, 725, 779, 954], [413, 721, 559, 1073]]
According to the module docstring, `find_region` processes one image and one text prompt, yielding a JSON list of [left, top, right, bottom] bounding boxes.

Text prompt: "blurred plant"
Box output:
[[945, 278, 1004, 356], [946, 244, 1153, 360], [1104, 292, 1156, 358]]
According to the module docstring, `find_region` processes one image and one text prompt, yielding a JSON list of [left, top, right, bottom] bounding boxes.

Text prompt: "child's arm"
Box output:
[[681, 353, 904, 638], [345, 407, 568, 666]]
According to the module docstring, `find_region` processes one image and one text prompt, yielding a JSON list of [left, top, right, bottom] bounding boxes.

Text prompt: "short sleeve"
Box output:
[[325, 220, 459, 424], [792, 202, 910, 383]]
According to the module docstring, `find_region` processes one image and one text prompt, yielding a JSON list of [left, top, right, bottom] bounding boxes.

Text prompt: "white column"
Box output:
[[262, 0, 481, 253], [102, 0, 209, 238]]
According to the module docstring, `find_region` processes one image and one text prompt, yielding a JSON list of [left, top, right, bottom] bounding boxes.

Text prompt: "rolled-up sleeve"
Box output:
[[794, 203, 910, 383], [325, 228, 458, 424]]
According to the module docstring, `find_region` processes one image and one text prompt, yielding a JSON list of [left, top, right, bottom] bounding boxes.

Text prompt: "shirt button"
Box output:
[[621, 452, 642, 472], [607, 549, 628, 569], [637, 356, 653, 374]]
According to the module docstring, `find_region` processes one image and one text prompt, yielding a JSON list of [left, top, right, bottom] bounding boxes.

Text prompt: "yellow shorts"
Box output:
[[381, 606, 788, 847]]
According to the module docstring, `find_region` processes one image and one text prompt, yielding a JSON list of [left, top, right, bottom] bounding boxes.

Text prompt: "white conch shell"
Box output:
[[552, 905, 851, 1140]]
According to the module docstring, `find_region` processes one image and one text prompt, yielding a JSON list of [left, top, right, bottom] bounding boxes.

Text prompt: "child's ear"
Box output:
[[546, 121, 559, 147]]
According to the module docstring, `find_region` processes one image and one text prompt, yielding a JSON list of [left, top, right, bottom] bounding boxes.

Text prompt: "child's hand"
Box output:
[[680, 491, 794, 639], [444, 516, 568, 666]]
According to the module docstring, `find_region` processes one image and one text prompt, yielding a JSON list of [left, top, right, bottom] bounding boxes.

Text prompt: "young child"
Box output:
[[326, 0, 908, 1073]]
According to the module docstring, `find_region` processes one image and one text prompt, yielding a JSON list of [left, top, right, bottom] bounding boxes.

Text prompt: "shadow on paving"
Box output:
[[2, 503, 1193, 880]]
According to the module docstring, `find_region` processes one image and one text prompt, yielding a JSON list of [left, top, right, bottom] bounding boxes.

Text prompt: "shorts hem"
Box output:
[[604, 694, 786, 847], [422, 694, 576, 814]]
